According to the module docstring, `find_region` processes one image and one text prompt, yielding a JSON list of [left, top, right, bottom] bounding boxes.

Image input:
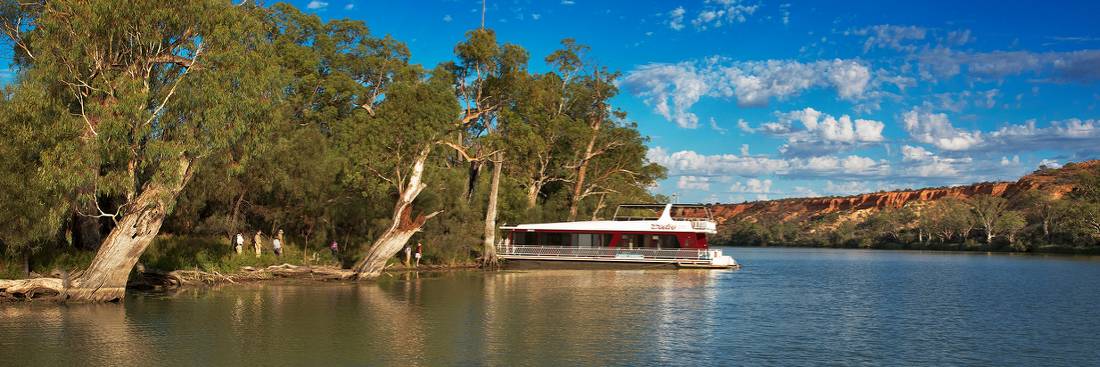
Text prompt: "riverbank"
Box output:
[[721, 242, 1100, 255], [0, 235, 483, 302]]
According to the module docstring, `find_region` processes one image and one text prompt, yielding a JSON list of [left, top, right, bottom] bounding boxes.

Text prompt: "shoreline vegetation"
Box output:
[[0, 1, 665, 302]]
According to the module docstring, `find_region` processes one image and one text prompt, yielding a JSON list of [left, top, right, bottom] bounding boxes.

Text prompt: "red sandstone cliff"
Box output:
[[706, 160, 1097, 225]]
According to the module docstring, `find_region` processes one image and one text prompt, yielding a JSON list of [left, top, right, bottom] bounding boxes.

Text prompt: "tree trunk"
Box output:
[[465, 160, 483, 201], [352, 146, 441, 279], [526, 182, 540, 209], [481, 152, 502, 265], [568, 124, 600, 221], [65, 184, 179, 302], [1, 158, 193, 302], [591, 193, 606, 221]]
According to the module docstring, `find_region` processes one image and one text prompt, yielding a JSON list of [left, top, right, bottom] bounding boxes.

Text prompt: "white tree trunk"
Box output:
[[481, 152, 502, 265], [353, 146, 440, 279]]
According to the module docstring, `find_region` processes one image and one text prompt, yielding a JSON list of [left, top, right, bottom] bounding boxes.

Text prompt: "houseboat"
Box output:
[[497, 204, 738, 269]]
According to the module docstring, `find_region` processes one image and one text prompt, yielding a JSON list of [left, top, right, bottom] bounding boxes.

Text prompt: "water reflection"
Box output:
[[4, 249, 1100, 366]]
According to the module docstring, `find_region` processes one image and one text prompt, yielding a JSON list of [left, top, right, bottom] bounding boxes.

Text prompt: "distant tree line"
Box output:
[[715, 164, 1100, 253]]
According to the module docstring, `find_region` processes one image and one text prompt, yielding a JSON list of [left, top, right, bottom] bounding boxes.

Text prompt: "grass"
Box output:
[[140, 235, 342, 273]]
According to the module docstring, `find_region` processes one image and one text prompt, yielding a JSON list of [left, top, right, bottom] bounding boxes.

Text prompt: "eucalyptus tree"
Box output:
[[338, 65, 460, 278], [0, 0, 280, 301], [443, 28, 528, 263]]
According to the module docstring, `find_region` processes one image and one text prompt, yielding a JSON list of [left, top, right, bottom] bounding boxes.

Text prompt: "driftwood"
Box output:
[[1, 264, 358, 302]]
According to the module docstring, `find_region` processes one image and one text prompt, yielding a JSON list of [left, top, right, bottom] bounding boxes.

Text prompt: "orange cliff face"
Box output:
[[705, 160, 1096, 225]]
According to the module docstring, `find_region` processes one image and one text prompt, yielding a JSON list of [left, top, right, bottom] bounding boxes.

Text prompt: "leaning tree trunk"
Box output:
[[353, 146, 441, 279], [0, 158, 193, 302], [481, 152, 503, 266], [65, 187, 174, 302]]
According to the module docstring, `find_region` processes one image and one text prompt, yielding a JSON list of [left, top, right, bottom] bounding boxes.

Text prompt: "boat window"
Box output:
[[638, 235, 680, 248], [513, 232, 538, 246]]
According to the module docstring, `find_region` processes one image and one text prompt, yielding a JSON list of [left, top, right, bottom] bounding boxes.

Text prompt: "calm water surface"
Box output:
[[3, 247, 1100, 366]]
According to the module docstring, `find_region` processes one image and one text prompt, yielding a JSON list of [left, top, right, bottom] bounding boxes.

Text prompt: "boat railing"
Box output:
[[496, 245, 712, 260]]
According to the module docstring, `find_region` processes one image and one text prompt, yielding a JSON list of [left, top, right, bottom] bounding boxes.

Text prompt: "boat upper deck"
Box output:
[[500, 204, 717, 234]]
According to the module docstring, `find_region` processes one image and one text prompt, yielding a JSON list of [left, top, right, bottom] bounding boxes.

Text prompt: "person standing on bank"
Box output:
[[272, 235, 282, 257], [253, 230, 263, 258], [329, 240, 339, 259], [415, 242, 423, 267], [234, 233, 244, 255]]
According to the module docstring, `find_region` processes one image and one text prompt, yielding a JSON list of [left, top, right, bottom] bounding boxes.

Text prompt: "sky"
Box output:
[[15, 0, 1100, 203]]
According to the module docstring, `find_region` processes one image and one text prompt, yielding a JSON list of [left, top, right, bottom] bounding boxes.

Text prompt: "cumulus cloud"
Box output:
[[903, 108, 1100, 154], [307, 1, 329, 9], [730, 178, 773, 193], [668, 7, 686, 30], [622, 58, 876, 127], [985, 118, 1100, 153], [646, 146, 789, 177], [647, 147, 890, 180], [740, 107, 885, 156], [690, 0, 759, 30], [620, 62, 707, 128], [677, 176, 711, 190], [902, 109, 984, 151]]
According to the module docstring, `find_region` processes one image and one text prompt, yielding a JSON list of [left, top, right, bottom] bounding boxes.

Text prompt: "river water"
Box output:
[[3, 247, 1100, 366]]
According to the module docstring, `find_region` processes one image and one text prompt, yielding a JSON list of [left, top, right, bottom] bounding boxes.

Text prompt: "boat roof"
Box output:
[[502, 204, 717, 234]]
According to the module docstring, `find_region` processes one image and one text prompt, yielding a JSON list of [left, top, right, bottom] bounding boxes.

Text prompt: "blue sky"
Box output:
[[13, 0, 1096, 203], [299, 0, 1100, 203]]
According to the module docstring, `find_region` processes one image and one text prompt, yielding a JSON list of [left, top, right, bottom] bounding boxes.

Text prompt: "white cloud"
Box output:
[[532, 13, 541, 20], [730, 178, 772, 193], [561, 0, 575, 5], [902, 109, 984, 151], [1000, 155, 1021, 166], [850, 25, 927, 53], [677, 176, 711, 190], [690, 0, 759, 30], [668, 7, 686, 30], [741, 107, 885, 156], [647, 146, 789, 177], [344, 3, 353, 10], [901, 145, 933, 162], [623, 58, 877, 127], [1038, 159, 1062, 169], [903, 108, 1100, 153], [620, 62, 707, 128], [918, 48, 1100, 82], [307, 1, 329, 9], [648, 146, 891, 181], [709, 117, 728, 134], [740, 144, 750, 156], [442, 14, 453, 22]]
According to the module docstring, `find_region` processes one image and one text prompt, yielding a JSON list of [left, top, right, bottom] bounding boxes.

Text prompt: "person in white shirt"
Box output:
[[234, 233, 244, 254]]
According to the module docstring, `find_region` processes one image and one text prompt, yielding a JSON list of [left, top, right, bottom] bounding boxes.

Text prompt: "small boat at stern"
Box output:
[[497, 204, 739, 269]]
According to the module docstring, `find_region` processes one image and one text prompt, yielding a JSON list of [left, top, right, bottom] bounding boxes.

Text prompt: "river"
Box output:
[[2, 247, 1100, 366]]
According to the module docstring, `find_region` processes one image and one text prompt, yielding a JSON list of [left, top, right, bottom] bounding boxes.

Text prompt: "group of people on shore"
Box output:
[[233, 229, 284, 258], [230, 231, 425, 267]]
